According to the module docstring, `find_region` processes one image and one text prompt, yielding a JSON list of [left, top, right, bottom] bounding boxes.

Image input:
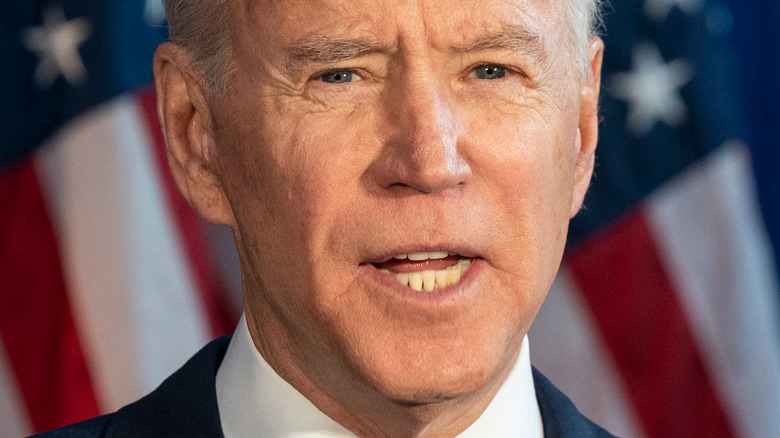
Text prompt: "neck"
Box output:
[[275, 356, 512, 438], [244, 306, 518, 438]]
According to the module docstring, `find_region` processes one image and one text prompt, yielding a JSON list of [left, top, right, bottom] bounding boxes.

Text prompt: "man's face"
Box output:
[[206, 0, 598, 408]]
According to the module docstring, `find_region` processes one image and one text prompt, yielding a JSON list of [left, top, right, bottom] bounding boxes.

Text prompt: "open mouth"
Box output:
[[371, 251, 473, 292]]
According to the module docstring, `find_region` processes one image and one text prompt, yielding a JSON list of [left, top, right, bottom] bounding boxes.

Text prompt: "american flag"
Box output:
[[1, 0, 778, 436], [528, 0, 780, 437], [0, 1, 235, 435]]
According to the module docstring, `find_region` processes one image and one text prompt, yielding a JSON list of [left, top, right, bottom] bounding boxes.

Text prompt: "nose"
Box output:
[[371, 75, 472, 194]]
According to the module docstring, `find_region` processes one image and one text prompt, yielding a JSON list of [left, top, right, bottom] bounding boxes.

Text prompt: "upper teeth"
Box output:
[[379, 257, 472, 292], [393, 251, 451, 261]]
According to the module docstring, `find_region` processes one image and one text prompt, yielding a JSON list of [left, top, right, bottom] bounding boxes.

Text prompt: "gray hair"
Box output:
[[162, 0, 603, 92], [162, 0, 233, 92], [565, 0, 605, 77]]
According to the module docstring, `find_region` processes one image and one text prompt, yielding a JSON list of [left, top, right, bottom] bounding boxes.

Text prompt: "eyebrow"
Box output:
[[452, 25, 545, 61], [283, 25, 545, 73], [285, 35, 385, 72]]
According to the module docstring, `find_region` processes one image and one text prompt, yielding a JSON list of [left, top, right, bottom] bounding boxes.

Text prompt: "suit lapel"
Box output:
[[105, 336, 232, 437]]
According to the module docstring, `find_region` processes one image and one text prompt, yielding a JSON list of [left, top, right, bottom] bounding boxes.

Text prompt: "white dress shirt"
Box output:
[[216, 314, 543, 437]]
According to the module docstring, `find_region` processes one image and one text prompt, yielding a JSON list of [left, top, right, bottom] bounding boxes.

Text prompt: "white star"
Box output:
[[145, 0, 167, 26], [609, 42, 694, 137], [644, 0, 704, 22], [21, 6, 92, 90]]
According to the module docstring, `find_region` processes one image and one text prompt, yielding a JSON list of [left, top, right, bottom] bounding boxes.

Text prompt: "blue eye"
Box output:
[[320, 71, 355, 83], [473, 65, 507, 80]]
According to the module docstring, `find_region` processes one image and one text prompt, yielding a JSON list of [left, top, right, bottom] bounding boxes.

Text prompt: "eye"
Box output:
[[319, 70, 361, 84], [470, 64, 508, 80]]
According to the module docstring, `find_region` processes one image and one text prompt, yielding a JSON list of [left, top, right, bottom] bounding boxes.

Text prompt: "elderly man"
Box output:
[[38, 0, 612, 436]]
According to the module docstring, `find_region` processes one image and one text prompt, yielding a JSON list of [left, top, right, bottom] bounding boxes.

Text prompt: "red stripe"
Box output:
[[135, 86, 235, 337], [0, 159, 100, 433], [567, 210, 736, 438]]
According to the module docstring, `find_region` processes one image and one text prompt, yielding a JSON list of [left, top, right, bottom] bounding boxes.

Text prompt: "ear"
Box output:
[[153, 43, 235, 226], [570, 37, 604, 218]]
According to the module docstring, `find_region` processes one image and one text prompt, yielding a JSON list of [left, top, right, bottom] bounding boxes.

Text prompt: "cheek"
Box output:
[[465, 106, 576, 211], [462, 106, 576, 284], [223, 101, 373, 212], [280, 110, 382, 239], [216, 103, 381, 282]]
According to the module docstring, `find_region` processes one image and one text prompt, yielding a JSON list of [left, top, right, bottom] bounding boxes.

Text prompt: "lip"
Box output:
[[362, 245, 481, 265]]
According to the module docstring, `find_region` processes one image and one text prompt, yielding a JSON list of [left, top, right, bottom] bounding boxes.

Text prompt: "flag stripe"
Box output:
[[0, 159, 100, 433], [0, 339, 32, 437], [135, 88, 233, 338], [567, 210, 736, 438], [35, 96, 213, 412], [646, 143, 780, 438], [528, 272, 646, 438]]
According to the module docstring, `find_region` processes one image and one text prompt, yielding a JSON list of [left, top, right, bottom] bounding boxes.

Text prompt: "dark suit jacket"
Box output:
[[33, 336, 616, 437]]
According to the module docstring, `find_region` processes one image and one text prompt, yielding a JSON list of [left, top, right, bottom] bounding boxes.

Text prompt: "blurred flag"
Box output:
[[723, 0, 780, 295], [529, 1, 780, 437], [0, 1, 235, 435]]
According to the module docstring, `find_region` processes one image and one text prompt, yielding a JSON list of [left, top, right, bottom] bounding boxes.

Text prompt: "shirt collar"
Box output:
[[216, 314, 542, 438]]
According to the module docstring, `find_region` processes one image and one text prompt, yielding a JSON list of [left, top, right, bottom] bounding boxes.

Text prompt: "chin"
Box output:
[[382, 379, 485, 407], [353, 330, 517, 407], [372, 362, 505, 410]]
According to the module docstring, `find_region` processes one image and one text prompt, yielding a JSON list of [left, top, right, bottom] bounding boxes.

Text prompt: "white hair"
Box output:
[[162, 0, 234, 92], [162, 0, 603, 92], [564, 0, 605, 77]]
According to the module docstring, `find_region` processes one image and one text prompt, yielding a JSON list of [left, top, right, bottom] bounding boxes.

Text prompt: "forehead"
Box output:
[[236, 0, 564, 51]]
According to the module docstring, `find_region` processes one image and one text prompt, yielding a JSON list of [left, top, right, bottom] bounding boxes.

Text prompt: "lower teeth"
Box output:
[[381, 259, 471, 292]]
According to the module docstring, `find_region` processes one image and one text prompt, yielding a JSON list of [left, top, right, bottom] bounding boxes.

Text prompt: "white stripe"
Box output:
[[36, 95, 211, 412], [0, 340, 33, 437], [528, 270, 646, 438], [646, 142, 780, 438]]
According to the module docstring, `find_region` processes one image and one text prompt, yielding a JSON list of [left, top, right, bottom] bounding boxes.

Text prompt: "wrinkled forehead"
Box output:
[[233, 0, 565, 53]]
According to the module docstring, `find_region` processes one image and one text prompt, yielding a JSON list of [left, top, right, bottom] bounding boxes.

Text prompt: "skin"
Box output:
[[154, 0, 603, 436]]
